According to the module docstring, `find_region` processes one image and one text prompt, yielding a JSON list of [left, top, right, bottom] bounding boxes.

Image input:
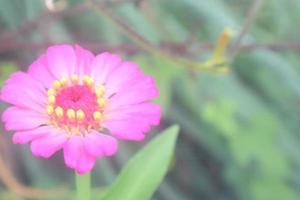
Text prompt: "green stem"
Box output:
[[76, 172, 91, 200]]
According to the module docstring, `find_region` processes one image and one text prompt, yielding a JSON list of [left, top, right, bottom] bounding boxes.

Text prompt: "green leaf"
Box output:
[[101, 125, 180, 200], [0, 0, 42, 29], [252, 178, 296, 200], [0, 62, 19, 86]]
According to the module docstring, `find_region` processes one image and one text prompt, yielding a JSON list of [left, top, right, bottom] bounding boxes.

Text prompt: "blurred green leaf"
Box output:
[[202, 99, 238, 137], [252, 178, 295, 200], [0, 62, 19, 86], [0, 0, 42, 29], [101, 125, 179, 200]]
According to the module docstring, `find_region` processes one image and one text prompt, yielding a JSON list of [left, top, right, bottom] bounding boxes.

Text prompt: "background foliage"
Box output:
[[0, 0, 300, 199]]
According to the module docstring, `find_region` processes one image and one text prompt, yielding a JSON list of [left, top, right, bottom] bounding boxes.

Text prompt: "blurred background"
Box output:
[[1, 0, 300, 199]]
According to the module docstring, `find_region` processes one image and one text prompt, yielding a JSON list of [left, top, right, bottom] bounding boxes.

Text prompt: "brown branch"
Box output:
[[0, 3, 89, 49], [1, 41, 300, 57], [0, 41, 141, 55], [240, 42, 300, 51]]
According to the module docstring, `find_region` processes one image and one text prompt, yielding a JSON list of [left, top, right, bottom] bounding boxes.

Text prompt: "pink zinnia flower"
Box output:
[[0, 44, 160, 174]]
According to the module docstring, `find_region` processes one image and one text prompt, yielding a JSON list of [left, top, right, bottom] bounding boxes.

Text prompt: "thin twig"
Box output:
[[87, 0, 228, 73], [0, 3, 89, 47], [87, 0, 158, 54], [230, 0, 265, 57]]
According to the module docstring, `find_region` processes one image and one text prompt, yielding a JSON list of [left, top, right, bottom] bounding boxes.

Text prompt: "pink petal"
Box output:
[[104, 61, 142, 98], [28, 54, 55, 88], [83, 130, 118, 157], [5, 72, 44, 91], [103, 103, 161, 141], [104, 120, 145, 141], [0, 72, 47, 112], [108, 76, 158, 109], [46, 44, 77, 79], [74, 45, 94, 77], [2, 107, 48, 131], [106, 102, 161, 124], [13, 126, 53, 144], [90, 53, 122, 85], [63, 136, 96, 174], [63, 136, 82, 168], [30, 131, 67, 158], [76, 151, 96, 174]]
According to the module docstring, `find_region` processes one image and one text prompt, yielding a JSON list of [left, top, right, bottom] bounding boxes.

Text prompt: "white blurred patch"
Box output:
[[44, 0, 68, 12]]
